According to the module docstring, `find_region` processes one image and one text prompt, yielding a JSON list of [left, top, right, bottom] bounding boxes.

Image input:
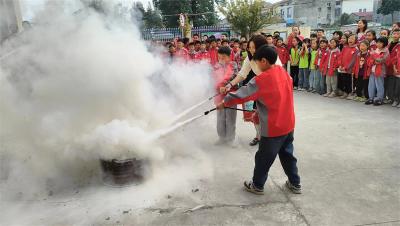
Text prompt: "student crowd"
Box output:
[[163, 20, 400, 108]]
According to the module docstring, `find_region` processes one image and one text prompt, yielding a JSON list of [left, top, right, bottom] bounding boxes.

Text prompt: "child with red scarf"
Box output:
[[352, 40, 371, 102], [214, 46, 239, 145], [387, 28, 400, 106], [323, 39, 341, 97], [338, 34, 359, 99], [314, 39, 329, 95], [365, 37, 390, 106], [216, 45, 301, 195]]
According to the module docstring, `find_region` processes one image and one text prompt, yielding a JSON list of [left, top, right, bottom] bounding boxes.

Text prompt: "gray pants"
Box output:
[[217, 107, 237, 142], [326, 73, 338, 94]]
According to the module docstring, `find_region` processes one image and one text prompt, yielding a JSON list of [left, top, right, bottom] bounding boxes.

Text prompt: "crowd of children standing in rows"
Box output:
[[164, 20, 400, 108]]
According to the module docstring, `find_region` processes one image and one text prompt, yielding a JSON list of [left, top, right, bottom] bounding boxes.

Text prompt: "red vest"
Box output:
[[340, 45, 359, 73]]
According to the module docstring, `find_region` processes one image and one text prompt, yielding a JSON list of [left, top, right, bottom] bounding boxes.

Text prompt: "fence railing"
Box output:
[[142, 25, 232, 42]]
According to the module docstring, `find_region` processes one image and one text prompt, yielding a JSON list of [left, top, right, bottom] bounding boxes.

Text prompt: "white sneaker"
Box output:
[[392, 101, 399, 107]]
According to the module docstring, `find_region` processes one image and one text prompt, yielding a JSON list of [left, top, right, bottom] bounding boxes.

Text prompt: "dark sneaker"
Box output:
[[285, 180, 302, 194], [373, 100, 383, 106], [244, 180, 264, 195], [365, 99, 374, 105], [249, 138, 259, 146]]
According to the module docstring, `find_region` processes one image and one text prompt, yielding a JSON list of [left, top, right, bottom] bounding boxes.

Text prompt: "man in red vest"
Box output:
[[217, 45, 301, 195]]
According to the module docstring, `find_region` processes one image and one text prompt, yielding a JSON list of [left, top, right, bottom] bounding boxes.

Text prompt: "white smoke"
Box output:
[[0, 1, 215, 224]]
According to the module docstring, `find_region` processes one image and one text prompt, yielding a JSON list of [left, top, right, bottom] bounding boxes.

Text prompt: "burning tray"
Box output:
[[100, 158, 149, 186]]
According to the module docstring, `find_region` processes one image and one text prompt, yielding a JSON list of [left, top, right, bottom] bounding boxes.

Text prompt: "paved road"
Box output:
[[1, 92, 399, 225]]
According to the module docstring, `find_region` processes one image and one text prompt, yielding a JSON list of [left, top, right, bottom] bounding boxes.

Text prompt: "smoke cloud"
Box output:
[[0, 1, 215, 224]]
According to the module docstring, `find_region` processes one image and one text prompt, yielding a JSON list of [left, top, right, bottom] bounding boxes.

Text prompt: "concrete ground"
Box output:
[[1, 92, 399, 225]]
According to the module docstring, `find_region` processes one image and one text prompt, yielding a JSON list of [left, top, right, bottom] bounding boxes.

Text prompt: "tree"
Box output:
[[153, 0, 217, 27], [131, 2, 163, 29], [218, 0, 270, 38], [339, 13, 353, 25], [377, 0, 400, 24]]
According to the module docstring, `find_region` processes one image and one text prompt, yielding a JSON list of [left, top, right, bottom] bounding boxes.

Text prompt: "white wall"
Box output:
[[342, 0, 374, 14]]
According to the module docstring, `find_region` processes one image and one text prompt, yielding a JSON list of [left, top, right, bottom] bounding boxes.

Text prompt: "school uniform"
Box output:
[[352, 51, 371, 98], [386, 41, 400, 102], [314, 48, 329, 94], [339, 45, 359, 95], [298, 47, 310, 90], [309, 49, 318, 91], [324, 48, 341, 94], [290, 47, 300, 88], [223, 65, 300, 190], [367, 48, 390, 102], [214, 61, 239, 142]]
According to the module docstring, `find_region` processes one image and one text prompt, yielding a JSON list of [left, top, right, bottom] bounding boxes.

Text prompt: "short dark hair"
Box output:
[[381, 28, 390, 35], [253, 45, 278, 64], [193, 33, 199, 37], [319, 39, 329, 44], [330, 39, 339, 47], [218, 46, 231, 56], [221, 39, 229, 44], [377, 37, 389, 47], [177, 38, 184, 43], [310, 33, 318, 39], [222, 33, 228, 37], [366, 29, 377, 40], [183, 37, 190, 44], [333, 30, 343, 38], [360, 40, 370, 48], [393, 28, 400, 33], [277, 37, 283, 42], [317, 29, 325, 33], [266, 34, 273, 38], [188, 42, 194, 46], [233, 39, 240, 43], [273, 31, 280, 35], [216, 38, 221, 42], [248, 34, 268, 60], [208, 38, 216, 44]]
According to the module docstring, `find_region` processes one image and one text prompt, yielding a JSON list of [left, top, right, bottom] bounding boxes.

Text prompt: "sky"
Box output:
[[20, 0, 282, 21]]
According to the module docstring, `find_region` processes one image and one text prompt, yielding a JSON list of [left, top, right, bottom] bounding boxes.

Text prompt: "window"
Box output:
[[287, 7, 292, 18], [363, 8, 366, 12], [335, 8, 341, 17], [318, 7, 321, 12], [359, 9, 362, 12], [336, 1, 341, 6], [327, 2, 331, 7]]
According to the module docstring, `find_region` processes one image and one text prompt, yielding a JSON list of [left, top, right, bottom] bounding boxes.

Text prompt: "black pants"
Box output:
[[355, 76, 369, 98], [385, 76, 396, 100], [394, 77, 400, 102], [290, 66, 299, 87], [338, 73, 352, 94], [253, 131, 300, 189]]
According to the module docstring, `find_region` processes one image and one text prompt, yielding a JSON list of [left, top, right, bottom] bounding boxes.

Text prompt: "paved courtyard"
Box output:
[[1, 92, 399, 225]]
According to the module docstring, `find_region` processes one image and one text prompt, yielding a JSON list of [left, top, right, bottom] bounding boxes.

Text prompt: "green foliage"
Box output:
[[339, 13, 353, 25], [377, 0, 400, 16], [218, 0, 271, 37]]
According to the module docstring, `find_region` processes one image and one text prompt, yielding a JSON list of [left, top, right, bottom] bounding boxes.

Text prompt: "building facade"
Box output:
[[0, 0, 23, 42]]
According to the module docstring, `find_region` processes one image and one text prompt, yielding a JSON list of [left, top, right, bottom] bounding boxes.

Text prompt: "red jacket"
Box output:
[[395, 49, 400, 76], [315, 48, 329, 74], [369, 40, 377, 52], [176, 48, 189, 61], [369, 48, 390, 77], [213, 61, 238, 104], [388, 42, 400, 75], [196, 51, 210, 63], [224, 65, 295, 137], [340, 45, 359, 73], [323, 48, 341, 76], [352, 51, 371, 79], [277, 46, 289, 65], [208, 47, 218, 66]]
